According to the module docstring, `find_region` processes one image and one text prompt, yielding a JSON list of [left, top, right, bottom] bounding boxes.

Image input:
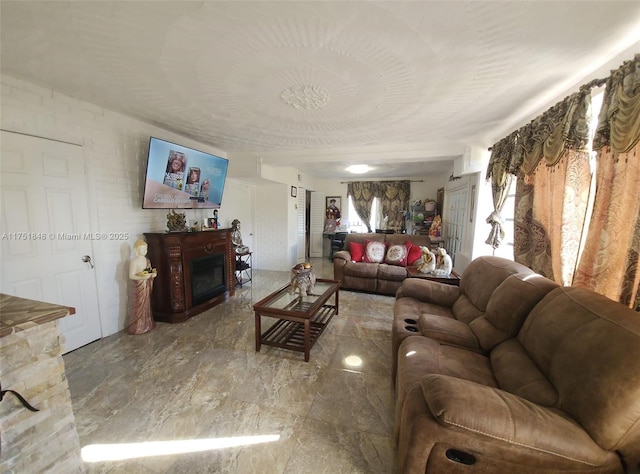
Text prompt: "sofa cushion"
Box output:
[[421, 374, 614, 468], [406, 242, 423, 266], [450, 295, 485, 324], [397, 336, 498, 392], [395, 335, 498, 441], [348, 241, 365, 262], [342, 260, 378, 278], [518, 287, 640, 457], [384, 243, 408, 266], [469, 273, 559, 351], [490, 339, 558, 407], [377, 263, 407, 282], [459, 256, 535, 315], [363, 239, 386, 263], [418, 314, 480, 350]]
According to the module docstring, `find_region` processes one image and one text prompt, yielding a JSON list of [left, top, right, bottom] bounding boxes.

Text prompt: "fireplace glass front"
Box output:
[[190, 253, 226, 306]]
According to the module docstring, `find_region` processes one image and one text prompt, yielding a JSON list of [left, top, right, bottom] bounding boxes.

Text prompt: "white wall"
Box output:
[[1, 74, 251, 337]]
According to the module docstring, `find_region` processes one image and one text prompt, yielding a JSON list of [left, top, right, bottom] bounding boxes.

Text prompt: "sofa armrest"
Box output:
[[418, 314, 480, 351], [333, 250, 350, 281], [333, 249, 351, 262], [396, 278, 460, 307], [421, 374, 611, 467]]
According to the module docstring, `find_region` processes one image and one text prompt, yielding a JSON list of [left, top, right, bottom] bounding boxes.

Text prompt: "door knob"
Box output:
[[82, 255, 94, 268]]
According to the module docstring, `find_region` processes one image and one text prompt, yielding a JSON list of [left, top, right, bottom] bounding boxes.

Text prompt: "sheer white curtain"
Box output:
[[347, 196, 381, 233]]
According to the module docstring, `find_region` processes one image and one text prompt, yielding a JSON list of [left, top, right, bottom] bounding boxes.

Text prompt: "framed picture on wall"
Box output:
[[324, 196, 342, 232], [326, 196, 341, 220], [291, 186, 297, 197]]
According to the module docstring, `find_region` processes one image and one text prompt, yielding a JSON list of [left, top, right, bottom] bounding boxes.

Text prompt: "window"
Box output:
[[492, 179, 516, 260], [347, 195, 381, 233]]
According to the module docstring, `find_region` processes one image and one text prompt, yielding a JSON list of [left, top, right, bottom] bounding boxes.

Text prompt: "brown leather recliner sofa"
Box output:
[[333, 232, 431, 295], [392, 255, 559, 379], [393, 261, 640, 473]]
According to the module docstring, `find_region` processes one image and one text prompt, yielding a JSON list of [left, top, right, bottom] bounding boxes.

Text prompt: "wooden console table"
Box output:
[[406, 266, 461, 286], [145, 230, 235, 323]]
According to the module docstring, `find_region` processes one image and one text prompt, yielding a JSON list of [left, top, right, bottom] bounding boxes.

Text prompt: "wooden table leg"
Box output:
[[304, 319, 310, 362], [255, 311, 261, 352]]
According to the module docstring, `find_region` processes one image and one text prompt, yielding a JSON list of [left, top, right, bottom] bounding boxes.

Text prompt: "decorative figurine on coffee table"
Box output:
[[231, 219, 250, 254], [128, 239, 157, 335], [289, 263, 316, 297]]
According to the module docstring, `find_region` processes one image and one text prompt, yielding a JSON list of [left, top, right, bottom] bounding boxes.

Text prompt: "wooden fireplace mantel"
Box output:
[[144, 230, 235, 323]]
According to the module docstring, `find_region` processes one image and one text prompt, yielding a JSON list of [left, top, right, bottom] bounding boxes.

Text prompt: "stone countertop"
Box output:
[[0, 293, 75, 338]]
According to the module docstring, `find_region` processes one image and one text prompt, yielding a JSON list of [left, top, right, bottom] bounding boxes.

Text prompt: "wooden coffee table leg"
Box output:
[[255, 311, 261, 352], [304, 319, 310, 362]]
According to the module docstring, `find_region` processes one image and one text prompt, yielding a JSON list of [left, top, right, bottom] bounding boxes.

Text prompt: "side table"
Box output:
[[406, 266, 461, 286], [235, 252, 252, 287]]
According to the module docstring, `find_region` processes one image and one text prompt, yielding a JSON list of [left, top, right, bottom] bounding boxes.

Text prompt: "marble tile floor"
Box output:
[[64, 257, 398, 473]]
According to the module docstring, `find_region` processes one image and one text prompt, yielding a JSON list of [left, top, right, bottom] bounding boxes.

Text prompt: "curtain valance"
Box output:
[[487, 88, 593, 180], [593, 54, 640, 153]]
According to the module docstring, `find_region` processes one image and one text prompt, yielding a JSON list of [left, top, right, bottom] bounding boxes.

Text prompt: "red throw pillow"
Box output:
[[406, 241, 423, 266], [384, 244, 408, 266], [349, 241, 365, 262], [363, 239, 386, 263]]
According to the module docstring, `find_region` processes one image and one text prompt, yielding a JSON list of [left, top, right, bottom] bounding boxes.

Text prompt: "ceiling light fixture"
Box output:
[[346, 165, 371, 174]]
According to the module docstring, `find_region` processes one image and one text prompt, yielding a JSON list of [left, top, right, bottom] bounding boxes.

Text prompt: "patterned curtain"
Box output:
[[574, 55, 640, 309], [485, 131, 518, 249], [511, 88, 593, 285], [347, 182, 376, 232], [377, 180, 410, 230]]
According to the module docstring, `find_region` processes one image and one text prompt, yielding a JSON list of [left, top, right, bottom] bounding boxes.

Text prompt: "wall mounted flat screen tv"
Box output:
[[142, 137, 229, 209]]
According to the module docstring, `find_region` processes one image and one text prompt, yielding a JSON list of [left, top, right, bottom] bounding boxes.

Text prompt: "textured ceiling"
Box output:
[[1, 1, 640, 180]]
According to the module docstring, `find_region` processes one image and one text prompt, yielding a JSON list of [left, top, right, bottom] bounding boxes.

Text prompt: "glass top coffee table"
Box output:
[[253, 278, 340, 362]]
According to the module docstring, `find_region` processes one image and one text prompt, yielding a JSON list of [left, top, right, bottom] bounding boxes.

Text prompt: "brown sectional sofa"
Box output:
[[333, 232, 431, 295], [392, 256, 559, 379], [392, 257, 640, 473]]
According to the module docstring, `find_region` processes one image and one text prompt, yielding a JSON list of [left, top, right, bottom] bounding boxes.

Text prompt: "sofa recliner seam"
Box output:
[[438, 417, 600, 467]]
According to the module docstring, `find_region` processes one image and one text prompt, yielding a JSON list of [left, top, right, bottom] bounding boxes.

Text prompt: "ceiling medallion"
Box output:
[[280, 85, 330, 110]]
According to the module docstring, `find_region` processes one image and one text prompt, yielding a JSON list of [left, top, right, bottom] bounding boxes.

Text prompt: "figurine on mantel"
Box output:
[[231, 219, 250, 255], [166, 209, 187, 232], [127, 239, 157, 335]]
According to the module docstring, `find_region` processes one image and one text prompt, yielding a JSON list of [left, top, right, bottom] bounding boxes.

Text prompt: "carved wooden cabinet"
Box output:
[[144, 230, 235, 323]]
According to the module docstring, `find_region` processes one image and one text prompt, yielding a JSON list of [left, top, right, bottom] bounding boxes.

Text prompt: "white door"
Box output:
[[0, 131, 102, 352], [309, 192, 325, 258], [296, 187, 306, 263], [444, 186, 468, 266]]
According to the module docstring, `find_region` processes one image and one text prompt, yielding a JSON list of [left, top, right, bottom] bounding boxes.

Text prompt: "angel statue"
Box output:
[[432, 247, 453, 276]]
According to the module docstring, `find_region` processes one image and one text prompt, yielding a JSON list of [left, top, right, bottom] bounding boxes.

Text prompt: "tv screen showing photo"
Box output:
[[142, 137, 229, 209]]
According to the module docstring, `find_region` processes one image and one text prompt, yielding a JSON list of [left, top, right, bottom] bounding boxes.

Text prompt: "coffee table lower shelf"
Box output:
[[260, 305, 335, 356]]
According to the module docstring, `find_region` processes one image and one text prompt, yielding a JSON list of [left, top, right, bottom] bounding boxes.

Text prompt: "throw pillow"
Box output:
[[363, 239, 386, 263], [384, 244, 408, 266], [349, 241, 365, 262], [406, 241, 423, 266]]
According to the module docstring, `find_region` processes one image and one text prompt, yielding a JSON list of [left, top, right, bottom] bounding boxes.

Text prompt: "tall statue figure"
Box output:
[[231, 219, 250, 255], [128, 239, 157, 335]]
